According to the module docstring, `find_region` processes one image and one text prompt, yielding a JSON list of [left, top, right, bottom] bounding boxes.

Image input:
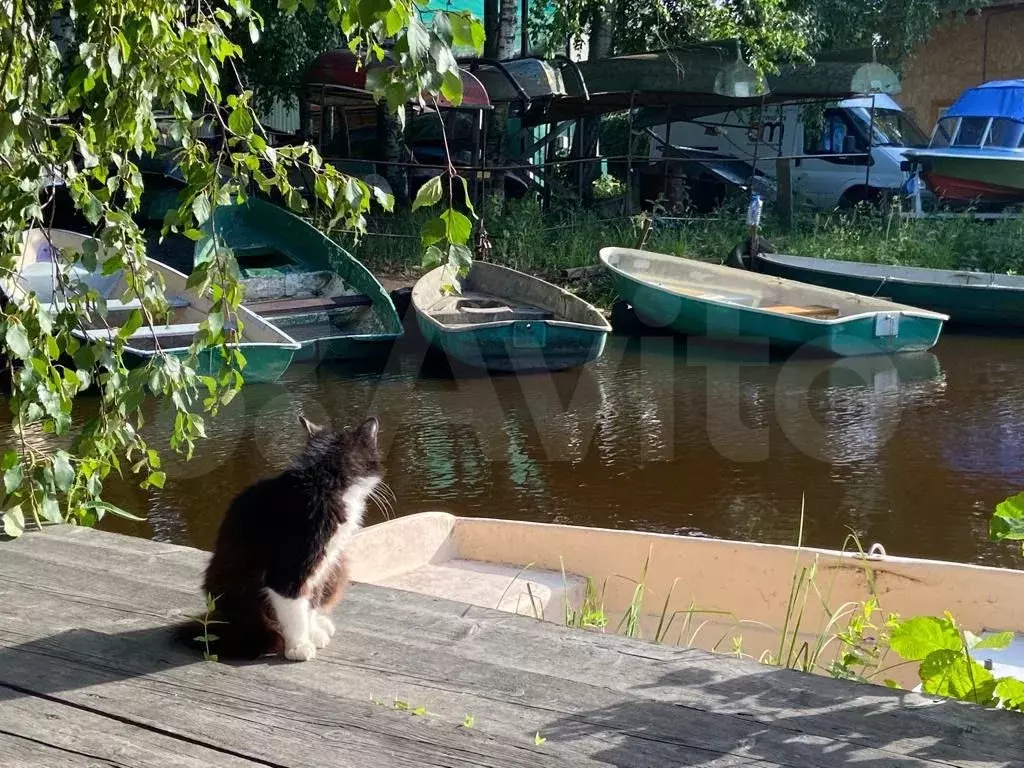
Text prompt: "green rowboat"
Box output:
[[600, 247, 948, 356], [412, 261, 611, 372], [747, 251, 1024, 330], [10, 229, 300, 383], [195, 199, 402, 364]]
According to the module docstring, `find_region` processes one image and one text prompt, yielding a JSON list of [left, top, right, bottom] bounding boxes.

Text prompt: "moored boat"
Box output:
[[412, 261, 611, 372], [600, 246, 948, 356], [907, 80, 1024, 204], [347, 512, 1024, 688], [7, 228, 300, 383], [742, 249, 1024, 330], [194, 198, 403, 363]]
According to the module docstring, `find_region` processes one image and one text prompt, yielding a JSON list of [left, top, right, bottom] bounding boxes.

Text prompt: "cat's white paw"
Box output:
[[284, 641, 317, 662], [309, 624, 331, 649], [314, 613, 336, 638]]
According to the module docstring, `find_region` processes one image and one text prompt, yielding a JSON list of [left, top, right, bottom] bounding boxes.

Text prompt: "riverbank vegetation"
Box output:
[[340, 197, 1024, 308]]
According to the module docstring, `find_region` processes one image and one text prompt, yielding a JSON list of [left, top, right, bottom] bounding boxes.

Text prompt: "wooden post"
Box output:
[[776, 157, 793, 233]]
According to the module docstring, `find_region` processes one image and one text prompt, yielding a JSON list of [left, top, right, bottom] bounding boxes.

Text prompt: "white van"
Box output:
[[649, 93, 931, 209]]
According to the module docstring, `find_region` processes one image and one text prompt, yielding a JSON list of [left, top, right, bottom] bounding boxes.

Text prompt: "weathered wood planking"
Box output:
[[1, 526, 1022, 768]]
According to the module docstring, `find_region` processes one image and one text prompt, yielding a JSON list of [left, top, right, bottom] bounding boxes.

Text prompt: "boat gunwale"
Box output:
[[413, 262, 612, 334], [756, 251, 1024, 293], [358, 511, 1024, 578], [6, 230, 303, 355], [195, 199, 405, 342], [907, 146, 1024, 161], [599, 247, 951, 324]]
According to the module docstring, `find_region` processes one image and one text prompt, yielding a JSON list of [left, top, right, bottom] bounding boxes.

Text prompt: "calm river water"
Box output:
[[80, 330, 1024, 569]]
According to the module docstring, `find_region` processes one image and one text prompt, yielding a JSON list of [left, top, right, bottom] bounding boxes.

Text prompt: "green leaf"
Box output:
[[971, 631, 1013, 652], [995, 677, 1024, 711], [118, 309, 143, 340], [82, 501, 145, 522], [448, 243, 473, 272], [406, 17, 430, 61], [52, 451, 75, 492], [422, 245, 444, 269], [384, 5, 405, 36], [440, 208, 472, 245], [228, 108, 253, 137], [206, 310, 225, 338], [889, 616, 961, 661], [371, 184, 394, 212], [41, 496, 63, 525], [4, 464, 23, 495], [534, 732, 546, 746], [420, 217, 447, 247], [3, 505, 25, 538], [450, 13, 484, 53], [5, 323, 31, 360], [458, 176, 476, 217], [108, 44, 122, 80], [412, 175, 444, 211], [991, 492, 1024, 542], [440, 70, 463, 106], [147, 471, 166, 489], [192, 194, 212, 226], [248, 20, 260, 43]]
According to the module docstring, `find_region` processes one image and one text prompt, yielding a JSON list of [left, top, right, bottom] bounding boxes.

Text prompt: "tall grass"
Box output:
[[333, 194, 1024, 307]]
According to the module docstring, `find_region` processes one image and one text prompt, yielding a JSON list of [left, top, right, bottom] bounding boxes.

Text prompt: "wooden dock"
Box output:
[[1, 526, 1022, 767]]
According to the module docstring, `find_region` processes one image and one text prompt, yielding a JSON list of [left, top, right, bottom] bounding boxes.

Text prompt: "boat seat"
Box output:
[[455, 298, 552, 320], [43, 296, 190, 313], [250, 294, 372, 315], [83, 321, 233, 341], [106, 296, 190, 311], [762, 304, 841, 318]]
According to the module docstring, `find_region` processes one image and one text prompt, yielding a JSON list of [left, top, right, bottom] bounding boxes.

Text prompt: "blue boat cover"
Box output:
[[946, 80, 1024, 122]]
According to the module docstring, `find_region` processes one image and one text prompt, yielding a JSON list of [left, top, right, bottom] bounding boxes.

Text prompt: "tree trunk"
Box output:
[[483, 0, 499, 59], [574, 0, 614, 205], [496, 0, 518, 60], [377, 104, 409, 205], [482, 0, 518, 205]]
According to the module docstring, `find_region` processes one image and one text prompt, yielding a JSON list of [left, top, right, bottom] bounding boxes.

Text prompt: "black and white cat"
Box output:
[[201, 415, 383, 661]]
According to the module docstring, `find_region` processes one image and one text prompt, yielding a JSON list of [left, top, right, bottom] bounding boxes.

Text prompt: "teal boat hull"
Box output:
[[413, 261, 611, 373], [195, 199, 403, 364], [752, 253, 1024, 330], [122, 345, 297, 384], [416, 314, 608, 372], [602, 248, 947, 357]]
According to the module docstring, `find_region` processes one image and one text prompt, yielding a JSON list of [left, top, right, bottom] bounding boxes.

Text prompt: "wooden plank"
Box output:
[[0, 553, 602, 767], [0, 582, 772, 767], [249, 294, 372, 315], [83, 323, 203, 341], [3, 529, 1022, 767], [0, 733, 112, 768], [762, 304, 841, 318], [0, 694, 264, 768]]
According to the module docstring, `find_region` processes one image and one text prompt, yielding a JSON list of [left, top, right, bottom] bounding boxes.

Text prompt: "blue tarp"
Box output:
[[946, 80, 1024, 121]]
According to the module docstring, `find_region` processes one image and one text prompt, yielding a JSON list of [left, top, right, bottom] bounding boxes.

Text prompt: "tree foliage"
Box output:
[[791, 0, 984, 65], [532, 0, 810, 73], [237, 0, 344, 113], [533, 0, 983, 73], [0, 0, 481, 537]]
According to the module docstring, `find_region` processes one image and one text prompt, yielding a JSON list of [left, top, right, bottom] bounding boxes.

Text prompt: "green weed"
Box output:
[[187, 592, 225, 662]]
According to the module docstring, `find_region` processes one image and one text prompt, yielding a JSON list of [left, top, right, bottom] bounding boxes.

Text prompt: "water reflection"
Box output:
[[4, 332, 1023, 568]]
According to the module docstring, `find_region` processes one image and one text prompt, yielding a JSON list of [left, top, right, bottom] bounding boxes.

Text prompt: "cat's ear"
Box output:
[[299, 415, 324, 438], [355, 417, 379, 448]]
